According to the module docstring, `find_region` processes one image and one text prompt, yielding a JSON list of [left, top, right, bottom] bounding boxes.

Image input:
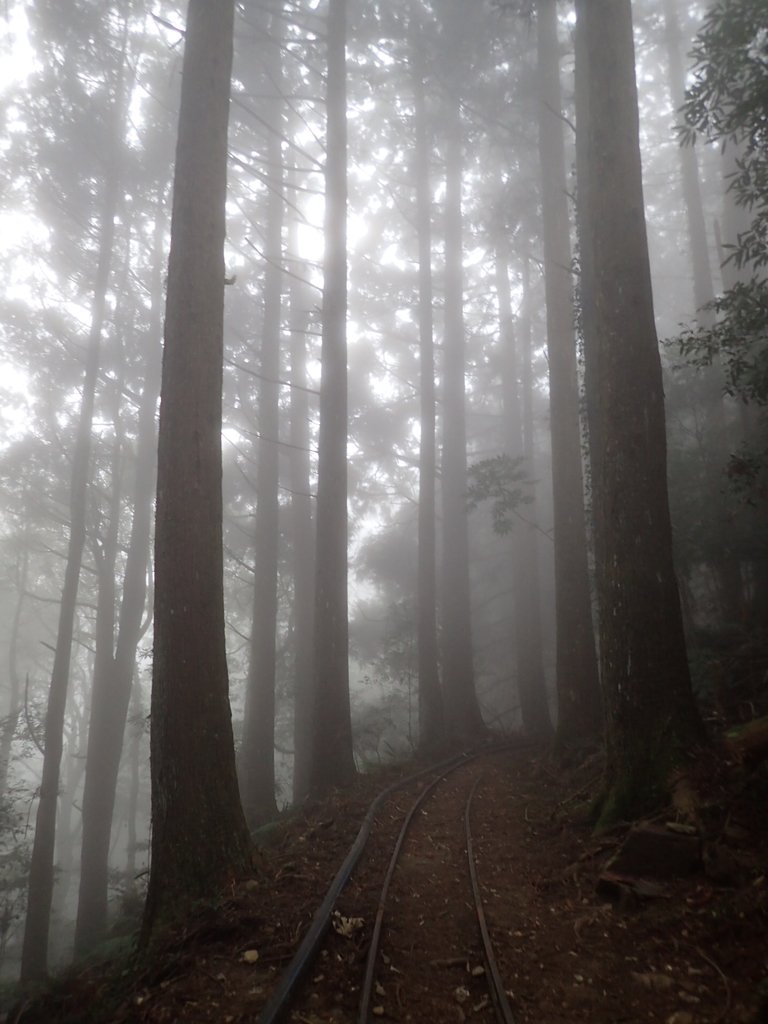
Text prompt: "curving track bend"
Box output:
[[258, 747, 520, 1024]]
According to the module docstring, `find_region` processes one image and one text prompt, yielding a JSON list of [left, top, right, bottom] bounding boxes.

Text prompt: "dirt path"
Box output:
[[13, 746, 768, 1024]]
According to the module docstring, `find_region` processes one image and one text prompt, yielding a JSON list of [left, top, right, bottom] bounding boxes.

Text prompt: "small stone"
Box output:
[[631, 972, 674, 992], [454, 985, 471, 1004], [677, 990, 700, 1005]]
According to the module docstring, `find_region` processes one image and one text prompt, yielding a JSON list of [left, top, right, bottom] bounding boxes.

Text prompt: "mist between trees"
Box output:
[[0, 0, 764, 982]]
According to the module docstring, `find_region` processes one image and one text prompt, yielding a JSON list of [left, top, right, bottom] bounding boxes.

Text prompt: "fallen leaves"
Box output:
[[631, 971, 675, 992], [331, 911, 365, 938]]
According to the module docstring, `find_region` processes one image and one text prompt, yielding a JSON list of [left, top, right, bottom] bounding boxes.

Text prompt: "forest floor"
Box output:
[[8, 743, 768, 1024]]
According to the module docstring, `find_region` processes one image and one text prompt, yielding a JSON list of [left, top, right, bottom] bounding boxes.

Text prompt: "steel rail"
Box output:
[[465, 773, 517, 1024], [356, 763, 466, 1023], [256, 749, 476, 1024]]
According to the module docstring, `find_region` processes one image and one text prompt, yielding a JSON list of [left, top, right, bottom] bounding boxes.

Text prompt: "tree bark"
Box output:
[[20, 59, 123, 982], [124, 685, 144, 892], [495, 238, 553, 740], [439, 0, 485, 740], [575, 0, 706, 824], [518, 257, 555, 739], [535, 0, 601, 747], [240, 11, 284, 828], [74, 205, 164, 955], [309, 0, 356, 795], [288, 265, 315, 806], [0, 541, 27, 797], [412, 22, 444, 752], [662, 0, 716, 326], [142, 0, 250, 941], [74, 407, 122, 953], [661, 0, 742, 623]]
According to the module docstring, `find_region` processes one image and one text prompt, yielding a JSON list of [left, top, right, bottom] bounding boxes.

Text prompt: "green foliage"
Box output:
[[673, 0, 768, 491], [675, 281, 768, 415], [466, 454, 533, 535], [352, 599, 418, 762], [0, 789, 30, 963], [679, 0, 768, 294], [725, 443, 768, 499]]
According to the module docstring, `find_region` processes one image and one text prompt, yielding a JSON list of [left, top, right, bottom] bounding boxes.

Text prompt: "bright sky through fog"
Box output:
[[1, 6, 33, 90], [295, 193, 371, 268], [0, 9, 38, 443]]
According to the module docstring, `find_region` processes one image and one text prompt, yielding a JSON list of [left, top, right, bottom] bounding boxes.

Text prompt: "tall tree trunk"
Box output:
[[535, 0, 601, 747], [661, 0, 716, 326], [288, 265, 315, 805], [575, 0, 705, 824], [310, 0, 356, 794], [142, 0, 250, 941], [412, 22, 444, 752], [440, 2, 485, 739], [74, 207, 165, 955], [124, 684, 144, 893], [518, 257, 555, 739], [240, 11, 284, 827], [495, 238, 553, 739], [661, 0, 741, 622], [51, 715, 86, 944], [0, 541, 28, 796], [720, 141, 761, 619], [73, 411, 122, 954], [20, 56, 124, 982]]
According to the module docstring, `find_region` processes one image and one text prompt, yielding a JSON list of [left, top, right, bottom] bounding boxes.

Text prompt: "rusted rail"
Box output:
[[465, 774, 517, 1024], [257, 744, 522, 1024]]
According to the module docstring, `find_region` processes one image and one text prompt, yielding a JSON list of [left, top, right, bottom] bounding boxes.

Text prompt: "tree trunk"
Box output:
[[309, 0, 356, 795], [141, 0, 250, 941], [661, 0, 716, 326], [20, 61, 123, 983], [535, 0, 601, 747], [288, 265, 315, 806], [74, 423, 121, 954], [240, 11, 284, 828], [74, 206, 164, 955], [241, 454, 282, 823], [0, 541, 28, 796], [518, 257, 555, 739], [51, 717, 86, 946], [412, 22, 444, 753], [439, 0, 485, 740], [575, 0, 706, 825], [495, 238, 553, 740], [662, 0, 741, 624], [124, 684, 144, 892]]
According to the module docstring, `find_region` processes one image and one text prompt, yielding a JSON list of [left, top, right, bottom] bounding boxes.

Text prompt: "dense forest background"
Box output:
[[0, 0, 764, 984]]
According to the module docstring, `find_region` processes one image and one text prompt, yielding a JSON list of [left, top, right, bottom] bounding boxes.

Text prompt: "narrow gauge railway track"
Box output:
[[257, 748, 518, 1024]]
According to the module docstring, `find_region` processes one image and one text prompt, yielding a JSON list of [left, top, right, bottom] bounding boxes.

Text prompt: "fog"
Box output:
[[0, 0, 764, 985]]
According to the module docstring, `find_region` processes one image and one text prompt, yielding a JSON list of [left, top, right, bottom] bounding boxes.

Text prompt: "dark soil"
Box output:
[[9, 745, 768, 1024]]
